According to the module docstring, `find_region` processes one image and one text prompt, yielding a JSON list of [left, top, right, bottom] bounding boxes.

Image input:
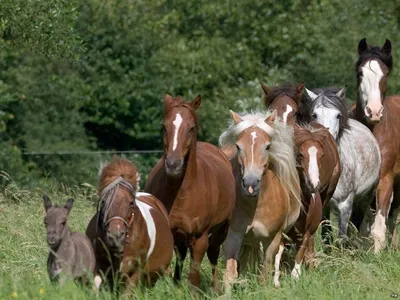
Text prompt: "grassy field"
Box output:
[[0, 185, 399, 300]]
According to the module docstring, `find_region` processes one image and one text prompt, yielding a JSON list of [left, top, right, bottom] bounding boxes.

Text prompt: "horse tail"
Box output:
[[98, 156, 138, 194], [238, 243, 263, 274]]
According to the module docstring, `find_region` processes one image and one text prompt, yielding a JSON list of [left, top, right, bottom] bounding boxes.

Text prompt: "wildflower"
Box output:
[[39, 288, 45, 295], [11, 292, 17, 298]]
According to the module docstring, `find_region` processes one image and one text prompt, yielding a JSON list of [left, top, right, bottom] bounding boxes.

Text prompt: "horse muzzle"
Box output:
[[165, 156, 184, 177], [242, 176, 261, 197]]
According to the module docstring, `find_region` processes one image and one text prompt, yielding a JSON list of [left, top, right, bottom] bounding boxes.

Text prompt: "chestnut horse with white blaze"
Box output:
[[354, 38, 400, 251], [86, 158, 173, 293], [290, 123, 340, 277], [220, 111, 301, 288], [144, 95, 235, 291]]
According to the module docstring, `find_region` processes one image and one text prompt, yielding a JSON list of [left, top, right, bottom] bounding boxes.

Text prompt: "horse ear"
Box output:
[[230, 110, 243, 124], [305, 88, 318, 101], [164, 94, 174, 113], [190, 95, 202, 110], [265, 110, 277, 125], [261, 82, 271, 96], [381, 39, 392, 56], [43, 195, 52, 212], [336, 86, 347, 99], [358, 38, 369, 55], [64, 198, 74, 214], [296, 82, 305, 99]]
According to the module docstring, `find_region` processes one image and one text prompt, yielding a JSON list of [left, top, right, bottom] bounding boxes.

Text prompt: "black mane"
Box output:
[[355, 46, 393, 85]]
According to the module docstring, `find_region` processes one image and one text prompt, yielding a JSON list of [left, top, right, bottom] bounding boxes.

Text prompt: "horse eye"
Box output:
[[235, 144, 241, 152], [190, 126, 196, 132], [265, 144, 271, 151], [336, 114, 341, 119], [312, 113, 317, 119]]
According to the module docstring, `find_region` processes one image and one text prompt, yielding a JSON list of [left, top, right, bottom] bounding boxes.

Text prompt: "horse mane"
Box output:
[[355, 45, 393, 86], [294, 124, 331, 147], [264, 83, 300, 106], [98, 157, 138, 194], [219, 110, 301, 207], [298, 87, 350, 140]]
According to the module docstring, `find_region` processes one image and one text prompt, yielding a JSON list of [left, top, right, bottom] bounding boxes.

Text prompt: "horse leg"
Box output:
[[321, 204, 333, 248], [338, 193, 354, 241], [304, 236, 316, 268], [223, 228, 245, 292], [123, 272, 140, 297], [273, 241, 284, 288], [291, 230, 310, 280], [174, 241, 188, 283], [389, 180, 400, 248], [372, 172, 394, 253], [260, 232, 282, 287], [207, 222, 229, 294], [188, 233, 208, 288]]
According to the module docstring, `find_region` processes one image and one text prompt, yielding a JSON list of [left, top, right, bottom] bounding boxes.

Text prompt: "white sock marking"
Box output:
[[94, 275, 102, 289], [308, 146, 319, 189], [291, 262, 302, 279], [274, 244, 284, 287], [282, 104, 293, 124], [371, 209, 387, 253], [136, 200, 156, 259], [250, 131, 257, 166], [360, 60, 383, 110], [172, 113, 183, 151]]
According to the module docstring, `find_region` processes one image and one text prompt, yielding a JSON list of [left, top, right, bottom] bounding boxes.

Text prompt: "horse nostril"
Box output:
[[365, 106, 372, 117]]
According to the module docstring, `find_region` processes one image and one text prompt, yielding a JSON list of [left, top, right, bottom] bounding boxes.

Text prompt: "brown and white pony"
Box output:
[[86, 158, 173, 293], [144, 95, 235, 291], [354, 38, 400, 251], [290, 123, 340, 277], [220, 110, 301, 288]]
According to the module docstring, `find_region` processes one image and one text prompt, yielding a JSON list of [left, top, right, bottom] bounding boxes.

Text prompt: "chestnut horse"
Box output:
[[290, 123, 340, 277], [86, 158, 173, 293], [144, 95, 235, 290], [220, 111, 301, 288], [354, 38, 400, 251]]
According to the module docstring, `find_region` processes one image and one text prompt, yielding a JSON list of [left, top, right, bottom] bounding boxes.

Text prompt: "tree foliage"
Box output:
[[0, 0, 399, 186]]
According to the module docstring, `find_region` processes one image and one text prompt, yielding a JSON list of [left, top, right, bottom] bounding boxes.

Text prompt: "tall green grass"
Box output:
[[1, 188, 399, 299]]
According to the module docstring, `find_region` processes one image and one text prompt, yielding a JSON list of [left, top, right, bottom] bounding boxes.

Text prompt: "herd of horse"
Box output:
[[42, 38, 400, 295]]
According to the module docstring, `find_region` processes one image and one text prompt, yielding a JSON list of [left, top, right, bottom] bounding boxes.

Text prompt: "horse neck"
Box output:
[[162, 139, 198, 212]]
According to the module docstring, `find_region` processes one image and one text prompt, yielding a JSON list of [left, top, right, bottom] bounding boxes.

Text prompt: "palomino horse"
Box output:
[[290, 123, 340, 277], [261, 82, 305, 126], [86, 158, 173, 293], [354, 38, 400, 251], [301, 87, 381, 241], [220, 111, 301, 288], [144, 95, 235, 291]]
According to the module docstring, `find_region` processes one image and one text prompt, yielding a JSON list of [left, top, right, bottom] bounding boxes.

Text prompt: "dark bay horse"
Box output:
[[220, 110, 301, 288], [354, 38, 400, 251], [43, 196, 96, 286], [86, 158, 173, 293], [144, 95, 235, 291]]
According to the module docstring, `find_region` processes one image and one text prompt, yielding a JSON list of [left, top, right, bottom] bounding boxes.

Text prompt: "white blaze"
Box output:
[[282, 104, 293, 124], [308, 146, 319, 188], [172, 113, 183, 151], [360, 60, 384, 108], [250, 131, 257, 166]]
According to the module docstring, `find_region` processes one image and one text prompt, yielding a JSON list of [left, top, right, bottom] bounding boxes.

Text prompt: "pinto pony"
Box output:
[[86, 158, 173, 293], [220, 111, 301, 288], [354, 38, 400, 251], [145, 95, 235, 291]]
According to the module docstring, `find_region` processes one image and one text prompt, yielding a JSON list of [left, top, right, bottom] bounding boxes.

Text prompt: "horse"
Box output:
[[289, 123, 340, 277], [144, 95, 235, 291], [85, 158, 173, 293], [354, 38, 400, 251], [43, 196, 96, 286], [301, 87, 381, 243], [261, 82, 305, 126], [220, 110, 301, 288]]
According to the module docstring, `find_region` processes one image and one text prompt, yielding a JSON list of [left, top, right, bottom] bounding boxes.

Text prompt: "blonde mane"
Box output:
[[219, 110, 301, 207]]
